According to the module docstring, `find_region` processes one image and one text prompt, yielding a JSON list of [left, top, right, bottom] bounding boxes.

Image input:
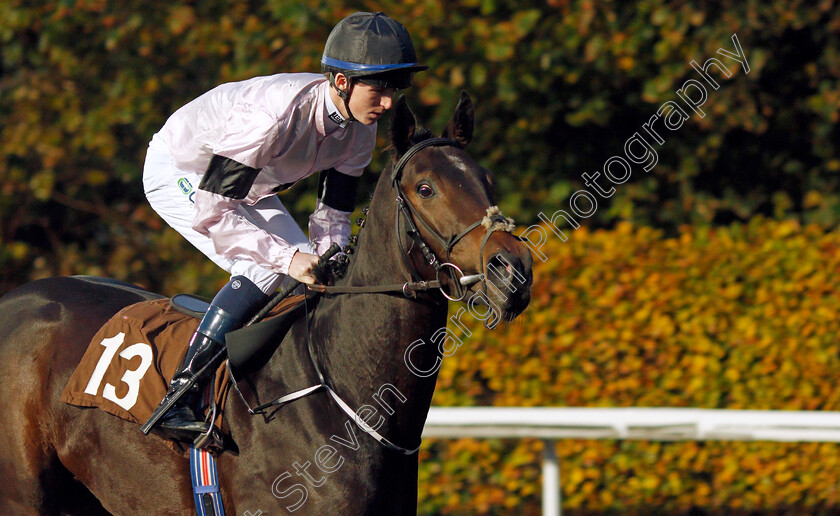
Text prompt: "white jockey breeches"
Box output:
[[142, 134, 313, 294]]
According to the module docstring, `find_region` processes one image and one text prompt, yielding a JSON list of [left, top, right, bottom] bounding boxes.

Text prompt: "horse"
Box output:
[[0, 92, 533, 515]]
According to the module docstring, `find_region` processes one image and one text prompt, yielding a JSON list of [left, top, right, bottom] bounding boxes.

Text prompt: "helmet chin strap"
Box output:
[[333, 75, 357, 124]]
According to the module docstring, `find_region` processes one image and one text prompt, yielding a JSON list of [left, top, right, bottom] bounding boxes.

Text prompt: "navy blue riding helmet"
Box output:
[[321, 12, 428, 116]]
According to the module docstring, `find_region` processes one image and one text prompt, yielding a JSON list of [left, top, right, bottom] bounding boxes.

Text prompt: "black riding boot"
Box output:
[[155, 276, 268, 441], [156, 330, 225, 440]]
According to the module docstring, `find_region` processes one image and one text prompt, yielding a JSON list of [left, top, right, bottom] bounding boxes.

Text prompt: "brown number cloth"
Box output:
[[60, 299, 231, 446]]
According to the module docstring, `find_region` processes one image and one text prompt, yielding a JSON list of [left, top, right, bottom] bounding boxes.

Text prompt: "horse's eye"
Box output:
[[417, 184, 434, 198]]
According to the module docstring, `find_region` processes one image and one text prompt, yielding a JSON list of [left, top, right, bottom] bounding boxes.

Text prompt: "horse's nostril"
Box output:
[[488, 256, 513, 281], [486, 253, 527, 292]]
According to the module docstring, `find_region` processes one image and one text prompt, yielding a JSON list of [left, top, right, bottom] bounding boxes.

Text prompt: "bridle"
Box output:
[[309, 136, 516, 301], [228, 137, 518, 456]]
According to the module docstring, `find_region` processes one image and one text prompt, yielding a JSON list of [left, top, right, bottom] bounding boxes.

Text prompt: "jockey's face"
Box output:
[[333, 73, 395, 125]]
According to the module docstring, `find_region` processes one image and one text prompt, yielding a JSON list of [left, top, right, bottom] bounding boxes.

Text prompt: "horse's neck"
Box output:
[[313, 173, 448, 443], [248, 172, 447, 448]]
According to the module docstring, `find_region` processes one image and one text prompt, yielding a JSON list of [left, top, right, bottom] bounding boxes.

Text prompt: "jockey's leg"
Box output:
[[157, 275, 268, 441], [143, 134, 312, 440]]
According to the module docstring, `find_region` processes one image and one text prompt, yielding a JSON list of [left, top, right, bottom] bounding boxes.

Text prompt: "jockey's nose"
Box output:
[[381, 93, 394, 110]]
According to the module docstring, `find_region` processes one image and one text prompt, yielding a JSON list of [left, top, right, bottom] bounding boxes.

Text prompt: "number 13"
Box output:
[[83, 332, 153, 411]]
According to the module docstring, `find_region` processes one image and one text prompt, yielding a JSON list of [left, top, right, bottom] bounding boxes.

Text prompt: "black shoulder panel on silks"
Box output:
[[198, 155, 261, 200], [317, 168, 360, 212]]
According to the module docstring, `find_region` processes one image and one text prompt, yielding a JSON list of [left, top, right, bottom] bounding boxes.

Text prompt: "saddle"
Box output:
[[60, 293, 306, 454]]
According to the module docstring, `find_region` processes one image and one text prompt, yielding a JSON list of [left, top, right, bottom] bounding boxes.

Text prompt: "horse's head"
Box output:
[[388, 92, 533, 323]]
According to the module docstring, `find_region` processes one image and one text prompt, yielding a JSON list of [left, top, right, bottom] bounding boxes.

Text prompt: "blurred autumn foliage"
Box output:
[[2, 0, 840, 514], [424, 219, 840, 514], [2, 0, 839, 293]]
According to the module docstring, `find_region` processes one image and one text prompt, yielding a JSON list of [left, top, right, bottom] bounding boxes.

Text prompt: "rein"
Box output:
[[228, 137, 516, 456]]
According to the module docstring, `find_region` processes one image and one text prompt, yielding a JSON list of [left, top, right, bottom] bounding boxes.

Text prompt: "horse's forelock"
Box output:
[[385, 128, 434, 158], [411, 129, 434, 145]]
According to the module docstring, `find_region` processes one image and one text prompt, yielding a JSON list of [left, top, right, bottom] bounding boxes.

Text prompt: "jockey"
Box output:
[[142, 12, 427, 442]]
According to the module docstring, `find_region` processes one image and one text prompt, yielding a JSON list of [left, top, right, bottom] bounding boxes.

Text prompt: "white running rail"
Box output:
[[423, 407, 840, 515]]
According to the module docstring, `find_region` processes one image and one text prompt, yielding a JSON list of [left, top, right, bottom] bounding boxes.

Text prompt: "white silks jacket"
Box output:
[[154, 73, 375, 275]]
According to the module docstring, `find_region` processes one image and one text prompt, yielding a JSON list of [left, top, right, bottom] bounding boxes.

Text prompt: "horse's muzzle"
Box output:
[[483, 250, 533, 321]]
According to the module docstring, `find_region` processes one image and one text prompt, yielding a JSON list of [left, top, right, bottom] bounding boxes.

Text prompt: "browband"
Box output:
[[390, 137, 461, 184]]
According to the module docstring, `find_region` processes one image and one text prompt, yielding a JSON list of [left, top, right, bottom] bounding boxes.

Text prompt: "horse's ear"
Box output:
[[390, 95, 416, 157], [442, 91, 474, 147]]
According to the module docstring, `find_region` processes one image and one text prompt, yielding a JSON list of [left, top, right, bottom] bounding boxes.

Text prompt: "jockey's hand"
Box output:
[[288, 251, 320, 284], [310, 252, 348, 286]]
